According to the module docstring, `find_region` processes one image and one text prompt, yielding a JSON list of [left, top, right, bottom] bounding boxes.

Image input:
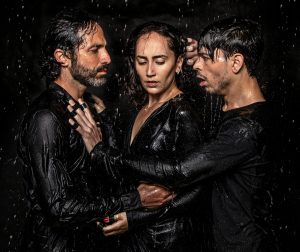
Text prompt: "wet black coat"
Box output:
[[92, 94, 209, 251], [92, 101, 279, 252], [17, 82, 140, 252]]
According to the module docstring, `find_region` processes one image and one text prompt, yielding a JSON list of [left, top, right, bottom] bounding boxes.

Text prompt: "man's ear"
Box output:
[[54, 49, 71, 67], [175, 55, 184, 74], [231, 53, 244, 74]]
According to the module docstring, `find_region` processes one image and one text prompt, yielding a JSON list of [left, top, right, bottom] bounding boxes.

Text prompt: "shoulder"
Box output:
[[23, 109, 63, 134], [32, 109, 60, 124], [242, 102, 273, 132], [171, 96, 202, 129], [169, 95, 203, 147], [18, 108, 65, 151], [169, 94, 202, 132], [24, 89, 67, 127], [170, 94, 199, 117], [221, 103, 270, 139]]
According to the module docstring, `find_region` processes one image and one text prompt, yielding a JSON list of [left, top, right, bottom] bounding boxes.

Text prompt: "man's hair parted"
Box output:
[[40, 9, 101, 81], [199, 17, 264, 76]]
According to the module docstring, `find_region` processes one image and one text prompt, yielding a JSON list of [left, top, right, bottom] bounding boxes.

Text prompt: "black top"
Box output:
[[17, 82, 140, 252], [92, 94, 208, 251], [92, 101, 279, 252]]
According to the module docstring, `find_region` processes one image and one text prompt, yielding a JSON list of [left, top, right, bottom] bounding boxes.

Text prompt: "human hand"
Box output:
[[138, 183, 175, 209], [67, 98, 102, 153], [102, 212, 128, 236], [185, 37, 199, 66]]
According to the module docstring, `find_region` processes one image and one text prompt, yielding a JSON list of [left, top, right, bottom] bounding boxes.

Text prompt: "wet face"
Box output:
[[134, 32, 182, 97], [193, 47, 230, 95], [71, 24, 111, 87]]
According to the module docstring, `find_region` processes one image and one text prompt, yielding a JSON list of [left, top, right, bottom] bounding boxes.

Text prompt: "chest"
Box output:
[[128, 108, 178, 155]]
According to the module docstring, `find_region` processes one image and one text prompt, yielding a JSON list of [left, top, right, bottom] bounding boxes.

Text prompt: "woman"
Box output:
[[70, 22, 209, 251]]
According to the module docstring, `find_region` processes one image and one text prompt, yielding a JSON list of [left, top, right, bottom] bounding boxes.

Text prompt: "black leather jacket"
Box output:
[[91, 101, 279, 252], [17, 82, 140, 252], [92, 94, 209, 251]]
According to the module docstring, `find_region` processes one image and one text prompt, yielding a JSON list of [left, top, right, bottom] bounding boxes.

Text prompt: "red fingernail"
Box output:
[[103, 217, 109, 223]]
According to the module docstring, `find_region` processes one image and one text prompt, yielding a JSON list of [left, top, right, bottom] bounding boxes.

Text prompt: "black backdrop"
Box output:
[[0, 0, 299, 251]]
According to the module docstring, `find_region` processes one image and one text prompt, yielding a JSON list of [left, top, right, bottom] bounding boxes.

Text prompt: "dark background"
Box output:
[[0, 0, 299, 251]]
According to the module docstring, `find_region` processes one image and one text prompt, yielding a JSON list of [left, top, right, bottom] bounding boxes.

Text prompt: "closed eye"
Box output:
[[155, 60, 165, 65], [198, 53, 211, 61], [136, 60, 147, 65]]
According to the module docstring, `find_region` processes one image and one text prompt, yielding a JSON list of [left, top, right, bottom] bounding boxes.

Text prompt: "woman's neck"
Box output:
[[146, 85, 182, 110]]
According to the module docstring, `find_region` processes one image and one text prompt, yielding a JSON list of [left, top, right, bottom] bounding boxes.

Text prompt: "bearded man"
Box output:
[[17, 9, 170, 252]]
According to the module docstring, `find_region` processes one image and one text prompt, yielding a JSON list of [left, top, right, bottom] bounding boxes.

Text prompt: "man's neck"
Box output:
[[54, 71, 86, 101], [223, 74, 265, 112]]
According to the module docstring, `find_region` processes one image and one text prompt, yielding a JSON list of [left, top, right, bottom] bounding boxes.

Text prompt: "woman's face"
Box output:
[[134, 32, 182, 97]]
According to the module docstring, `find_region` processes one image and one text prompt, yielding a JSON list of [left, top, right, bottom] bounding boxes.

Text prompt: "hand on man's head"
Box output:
[[185, 37, 199, 66]]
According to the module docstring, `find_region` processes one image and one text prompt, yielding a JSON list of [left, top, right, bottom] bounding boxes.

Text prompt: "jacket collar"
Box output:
[[48, 82, 74, 107]]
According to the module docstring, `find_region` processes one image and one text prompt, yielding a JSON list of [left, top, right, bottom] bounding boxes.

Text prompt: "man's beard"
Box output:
[[209, 71, 229, 95], [71, 59, 108, 87]]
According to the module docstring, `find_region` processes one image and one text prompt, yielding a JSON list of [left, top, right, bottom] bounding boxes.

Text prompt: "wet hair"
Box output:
[[40, 9, 100, 81], [199, 17, 264, 76], [124, 21, 186, 107]]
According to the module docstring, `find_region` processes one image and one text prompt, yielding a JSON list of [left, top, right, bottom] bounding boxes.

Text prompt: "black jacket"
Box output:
[[92, 94, 210, 251], [91, 101, 279, 252], [17, 82, 140, 252]]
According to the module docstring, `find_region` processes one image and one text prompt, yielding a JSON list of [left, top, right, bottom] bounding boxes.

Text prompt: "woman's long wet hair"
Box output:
[[40, 9, 100, 82], [124, 21, 187, 108]]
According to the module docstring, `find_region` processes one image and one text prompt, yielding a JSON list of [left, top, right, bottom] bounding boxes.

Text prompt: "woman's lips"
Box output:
[[144, 81, 159, 87]]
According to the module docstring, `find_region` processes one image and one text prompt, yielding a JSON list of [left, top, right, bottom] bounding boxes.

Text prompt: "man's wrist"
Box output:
[[120, 190, 142, 211]]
